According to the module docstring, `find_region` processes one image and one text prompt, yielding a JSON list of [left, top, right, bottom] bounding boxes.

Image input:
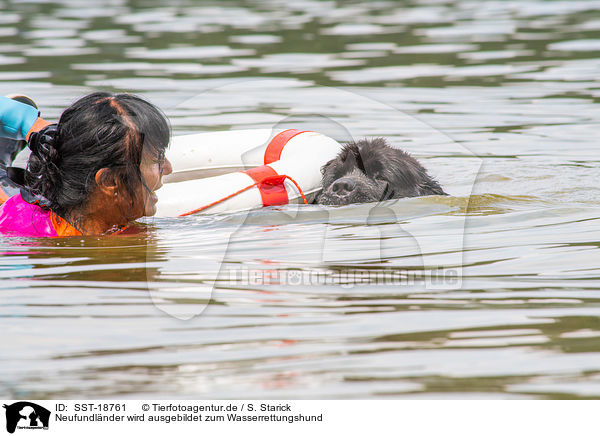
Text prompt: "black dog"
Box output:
[[316, 138, 446, 205]]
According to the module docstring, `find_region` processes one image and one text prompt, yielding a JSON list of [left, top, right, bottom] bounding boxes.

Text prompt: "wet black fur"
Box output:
[[316, 138, 446, 206]]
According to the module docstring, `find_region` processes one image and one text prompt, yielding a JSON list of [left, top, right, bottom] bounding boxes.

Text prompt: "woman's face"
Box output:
[[138, 152, 173, 217]]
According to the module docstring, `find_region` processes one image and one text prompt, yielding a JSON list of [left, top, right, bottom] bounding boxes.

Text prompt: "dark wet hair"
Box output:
[[25, 92, 170, 218]]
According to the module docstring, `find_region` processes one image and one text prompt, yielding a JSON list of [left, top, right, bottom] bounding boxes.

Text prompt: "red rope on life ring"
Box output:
[[178, 129, 312, 216], [178, 173, 308, 217]]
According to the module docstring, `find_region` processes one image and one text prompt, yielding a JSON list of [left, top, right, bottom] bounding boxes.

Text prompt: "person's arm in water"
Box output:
[[0, 95, 51, 141]]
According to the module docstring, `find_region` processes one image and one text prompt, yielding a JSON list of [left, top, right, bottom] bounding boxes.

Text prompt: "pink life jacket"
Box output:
[[0, 193, 81, 237]]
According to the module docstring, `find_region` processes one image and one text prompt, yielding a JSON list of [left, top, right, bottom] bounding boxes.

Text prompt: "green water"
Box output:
[[1, 0, 600, 399]]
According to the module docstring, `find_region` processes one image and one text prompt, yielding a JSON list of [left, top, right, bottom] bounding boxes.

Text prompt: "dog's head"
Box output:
[[316, 138, 445, 206]]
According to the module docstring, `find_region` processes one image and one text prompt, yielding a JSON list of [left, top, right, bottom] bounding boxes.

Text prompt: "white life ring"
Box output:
[[156, 129, 343, 217]]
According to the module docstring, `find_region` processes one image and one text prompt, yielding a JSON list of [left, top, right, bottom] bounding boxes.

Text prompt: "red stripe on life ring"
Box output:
[[264, 129, 307, 165], [243, 165, 289, 207]]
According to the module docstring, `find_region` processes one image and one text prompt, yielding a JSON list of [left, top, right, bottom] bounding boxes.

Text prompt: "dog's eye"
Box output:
[[354, 150, 366, 174], [320, 160, 334, 175], [380, 181, 395, 201]]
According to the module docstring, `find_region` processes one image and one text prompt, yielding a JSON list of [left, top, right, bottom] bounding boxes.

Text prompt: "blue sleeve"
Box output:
[[0, 96, 40, 140]]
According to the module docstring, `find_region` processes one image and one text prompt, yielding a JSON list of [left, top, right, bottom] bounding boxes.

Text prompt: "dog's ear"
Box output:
[[418, 177, 447, 196]]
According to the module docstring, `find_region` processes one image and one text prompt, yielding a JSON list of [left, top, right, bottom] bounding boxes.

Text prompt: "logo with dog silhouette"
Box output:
[[3, 402, 50, 434]]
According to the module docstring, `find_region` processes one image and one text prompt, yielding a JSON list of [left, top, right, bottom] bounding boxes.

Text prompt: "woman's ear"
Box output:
[[94, 168, 119, 197]]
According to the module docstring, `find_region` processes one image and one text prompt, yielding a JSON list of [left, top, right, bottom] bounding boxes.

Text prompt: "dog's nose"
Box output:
[[331, 177, 356, 194]]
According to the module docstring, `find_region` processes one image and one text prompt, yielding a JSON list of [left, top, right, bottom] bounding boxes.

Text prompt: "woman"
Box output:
[[0, 92, 172, 237]]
